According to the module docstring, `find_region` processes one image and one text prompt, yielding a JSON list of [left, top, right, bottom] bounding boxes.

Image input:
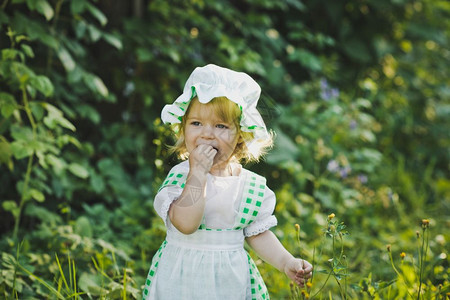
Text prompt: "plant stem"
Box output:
[[310, 270, 332, 299], [334, 275, 345, 300], [417, 226, 429, 300], [122, 267, 127, 300], [311, 246, 316, 283], [12, 87, 36, 242], [389, 250, 413, 298]]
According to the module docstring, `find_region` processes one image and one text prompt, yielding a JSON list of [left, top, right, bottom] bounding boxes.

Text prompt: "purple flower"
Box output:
[[339, 166, 351, 178], [319, 78, 340, 101], [327, 160, 339, 172], [357, 174, 368, 184], [350, 120, 357, 130], [330, 88, 339, 99]]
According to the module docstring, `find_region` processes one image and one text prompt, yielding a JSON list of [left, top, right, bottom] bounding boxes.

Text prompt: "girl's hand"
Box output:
[[188, 144, 217, 175], [284, 258, 313, 287]]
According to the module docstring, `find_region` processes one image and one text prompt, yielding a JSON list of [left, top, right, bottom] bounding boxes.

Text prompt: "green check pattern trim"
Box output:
[[142, 240, 168, 300], [233, 172, 266, 230], [158, 172, 188, 193], [248, 253, 270, 299]]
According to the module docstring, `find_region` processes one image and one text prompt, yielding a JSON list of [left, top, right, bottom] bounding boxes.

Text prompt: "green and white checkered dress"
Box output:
[[143, 161, 277, 300]]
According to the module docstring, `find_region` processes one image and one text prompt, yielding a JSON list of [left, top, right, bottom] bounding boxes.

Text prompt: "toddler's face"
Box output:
[[184, 100, 239, 168]]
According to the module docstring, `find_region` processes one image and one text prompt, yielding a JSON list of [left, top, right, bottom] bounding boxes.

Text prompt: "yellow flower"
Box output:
[[328, 213, 335, 220], [400, 252, 406, 259], [386, 244, 391, 252], [295, 224, 300, 231], [422, 219, 430, 228], [306, 282, 313, 289]]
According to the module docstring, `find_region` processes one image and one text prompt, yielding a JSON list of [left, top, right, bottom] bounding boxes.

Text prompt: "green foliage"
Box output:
[[0, 0, 449, 299]]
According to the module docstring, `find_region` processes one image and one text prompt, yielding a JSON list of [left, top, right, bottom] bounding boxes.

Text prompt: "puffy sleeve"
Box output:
[[153, 162, 189, 226], [243, 185, 278, 237]]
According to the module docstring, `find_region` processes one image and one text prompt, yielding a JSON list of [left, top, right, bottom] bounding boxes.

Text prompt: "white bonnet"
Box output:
[[161, 64, 270, 154]]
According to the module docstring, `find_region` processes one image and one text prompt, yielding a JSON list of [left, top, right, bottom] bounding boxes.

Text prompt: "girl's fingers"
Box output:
[[296, 270, 312, 278], [303, 263, 313, 273], [189, 145, 217, 172], [196, 144, 217, 157], [295, 278, 306, 287]]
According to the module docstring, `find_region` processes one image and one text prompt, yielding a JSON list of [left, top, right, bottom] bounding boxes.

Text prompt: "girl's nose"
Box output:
[[200, 125, 214, 138]]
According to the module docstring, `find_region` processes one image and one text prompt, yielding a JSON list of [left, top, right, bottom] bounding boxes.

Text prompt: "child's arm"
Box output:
[[168, 144, 216, 234], [246, 230, 312, 286]]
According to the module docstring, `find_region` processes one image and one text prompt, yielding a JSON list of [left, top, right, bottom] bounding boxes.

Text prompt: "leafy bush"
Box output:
[[1, 0, 448, 299]]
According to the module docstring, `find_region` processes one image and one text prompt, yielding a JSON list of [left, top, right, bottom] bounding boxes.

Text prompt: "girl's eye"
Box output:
[[216, 124, 228, 129], [191, 121, 201, 126]]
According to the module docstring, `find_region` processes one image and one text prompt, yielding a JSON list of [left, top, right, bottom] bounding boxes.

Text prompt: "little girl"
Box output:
[[143, 64, 312, 299]]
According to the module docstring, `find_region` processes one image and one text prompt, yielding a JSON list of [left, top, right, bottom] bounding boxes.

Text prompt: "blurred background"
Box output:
[[0, 0, 448, 298]]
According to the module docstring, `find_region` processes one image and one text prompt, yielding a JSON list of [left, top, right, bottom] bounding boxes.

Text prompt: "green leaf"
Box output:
[[85, 2, 107, 26], [10, 141, 34, 159], [78, 273, 105, 295], [360, 130, 376, 143], [136, 47, 153, 62], [90, 172, 105, 193], [43, 103, 76, 131], [102, 32, 122, 50], [75, 216, 93, 237], [87, 24, 102, 42], [68, 163, 89, 179], [2, 48, 20, 60], [289, 49, 322, 71], [29, 188, 45, 202], [2, 200, 17, 211], [83, 73, 108, 97], [20, 44, 34, 58], [355, 98, 372, 109], [74, 20, 88, 39], [0, 138, 13, 167], [21, 15, 59, 49], [57, 135, 82, 148], [25, 0, 36, 10], [377, 279, 397, 289], [2, 200, 20, 217], [11, 125, 33, 142], [35, 0, 54, 20], [76, 104, 101, 124], [0, 92, 17, 118], [46, 154, 66, 175], [24, 203, 62, 225], [53, 115, 75, 131], [56, 46, 75, 72], [67, 66, 84, 83], [266, 127, 299, 164], [29, 75, 54, 97], [30, 102, 45, 121], [70, 0, 87, 14]]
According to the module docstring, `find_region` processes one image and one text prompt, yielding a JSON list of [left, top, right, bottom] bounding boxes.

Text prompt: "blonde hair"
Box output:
[[169, 97, 273, 163]]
